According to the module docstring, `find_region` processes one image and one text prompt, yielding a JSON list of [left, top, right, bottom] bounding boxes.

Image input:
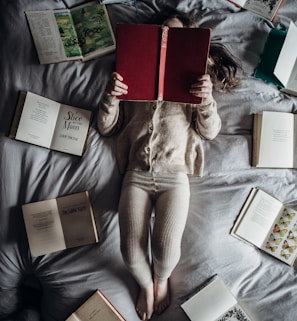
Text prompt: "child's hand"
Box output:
[[189, 74, 213, 101], [106, 72, 128, 97]]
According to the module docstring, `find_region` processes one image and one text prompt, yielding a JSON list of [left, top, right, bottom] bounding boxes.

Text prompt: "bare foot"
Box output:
[[154, 278, 170, 314], [136, 283, 154, 320]]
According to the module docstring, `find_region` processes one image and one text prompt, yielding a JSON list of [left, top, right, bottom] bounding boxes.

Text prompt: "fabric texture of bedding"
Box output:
[[1, 0, 297, 320]]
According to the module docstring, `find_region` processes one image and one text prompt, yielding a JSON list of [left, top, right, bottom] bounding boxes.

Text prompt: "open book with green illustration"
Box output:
[[181, 275, 252, 321], [255, 22, 297, 96], [22, 191, 99, 257], [231, 188, 297, 268], [25, 2, 115, 64]]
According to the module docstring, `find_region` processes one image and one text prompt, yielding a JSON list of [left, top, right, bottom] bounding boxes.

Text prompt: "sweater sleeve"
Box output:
[[97, 94, 122, 136], [193, 96, 221, 140]]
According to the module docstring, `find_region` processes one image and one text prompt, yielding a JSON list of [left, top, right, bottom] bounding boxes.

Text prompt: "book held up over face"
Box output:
[[116, 23, 211, 104], [181, 275, 252, 321], [9, 91, 92, 156], [25, 2, 115, 64], [230, 188, 297, 268], [254, 22, 297, 96], [228, 0, 284, 21], [252, 111, 297, 169], [22, 191, 99, 257], [65, 290, 126, 321]]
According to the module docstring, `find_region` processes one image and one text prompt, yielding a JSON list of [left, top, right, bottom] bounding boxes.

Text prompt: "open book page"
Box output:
[[69, 3, 115, 60], [53, 9, 82, 60], [274, 22, 297, 94], [257, 111, 294, 168], [15, 91, 60, 148], [66, 290, 125, 321], [25, 10, 66, 64], [50, 104, 92, 156], [56, 192, 99, 249], [232, 189, 283, 248], [262, 207, 297, 265], [181, 276, 239, 321], [243, 0, 283, 20], [22, 199, 66, 257]]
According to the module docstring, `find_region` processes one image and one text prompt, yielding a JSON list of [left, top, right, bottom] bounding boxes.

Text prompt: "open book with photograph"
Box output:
[[116, 23, 210, 104], [22, 191, 99, 257], [25, 2, 115, 64], [9, 91, 92, 156], [228, 0, 284, 21], [252, 111, 297, 168], [231, 188, 297, 268], [181, 275, 252, 321], [66, 290, 126, 321], [255, 22, 297, 96]]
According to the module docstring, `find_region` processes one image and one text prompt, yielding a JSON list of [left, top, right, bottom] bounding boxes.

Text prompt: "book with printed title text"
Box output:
[[10, 91, 92, 156]]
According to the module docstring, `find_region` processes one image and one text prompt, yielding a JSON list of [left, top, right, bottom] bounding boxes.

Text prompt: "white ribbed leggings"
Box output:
[[118, 171, 190, 288]]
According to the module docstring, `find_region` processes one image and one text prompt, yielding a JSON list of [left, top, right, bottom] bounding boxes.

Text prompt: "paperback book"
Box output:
[[66, 290, 126, 321], [231, 188, 297, 268], [22, 191, 99, 257], [10, 91, 92, 156], [255, 22, 297, 96], [181, 275, 252, 321], [25, 2, 115, 64]]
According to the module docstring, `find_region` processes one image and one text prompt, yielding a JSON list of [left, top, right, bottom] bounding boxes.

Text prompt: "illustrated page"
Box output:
[[234, 189, 283, 248], [258, 111, 294, 168], [263, 207, 297, 265], [54, 10, 82, 59], [56, 192, 98, 249], [25, 10, 66, 64], [15, 92, 60, 148], [244, 0, 282, 19], [22, 199, 66, 257], [216, 303, 251, 321], [70, 3, 115, 58], [51, 104, 92, 155]]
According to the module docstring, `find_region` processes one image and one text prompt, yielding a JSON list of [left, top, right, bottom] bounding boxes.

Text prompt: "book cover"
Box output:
[[116, 23, 211, 104], [255, 22, 297, 96], [10, 91, 92, 156], [22, 191, 99, 257], [66, 290, 126, 321], [25, 2, 115, 64]]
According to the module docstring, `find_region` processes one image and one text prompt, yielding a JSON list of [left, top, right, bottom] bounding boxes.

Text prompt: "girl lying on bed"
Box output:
[[97, 8, 241, 321]]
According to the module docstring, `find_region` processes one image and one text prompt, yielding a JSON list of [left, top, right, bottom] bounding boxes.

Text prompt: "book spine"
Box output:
[[157, 26, 169, 101]]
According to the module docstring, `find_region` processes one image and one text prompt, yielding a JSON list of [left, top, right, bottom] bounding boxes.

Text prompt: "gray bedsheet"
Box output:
[[1, 0, 297, 320]]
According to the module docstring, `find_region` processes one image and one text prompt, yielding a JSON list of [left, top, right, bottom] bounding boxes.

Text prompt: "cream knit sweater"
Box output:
[[97, 95, 221, 177]]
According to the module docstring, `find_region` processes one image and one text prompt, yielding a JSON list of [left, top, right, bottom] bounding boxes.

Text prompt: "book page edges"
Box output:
[[252, 113, 262, 167], [9, 91, 28, 138]]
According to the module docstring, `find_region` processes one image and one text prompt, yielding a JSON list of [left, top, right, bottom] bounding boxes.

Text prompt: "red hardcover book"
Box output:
[[116, 23, 211, 104]]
